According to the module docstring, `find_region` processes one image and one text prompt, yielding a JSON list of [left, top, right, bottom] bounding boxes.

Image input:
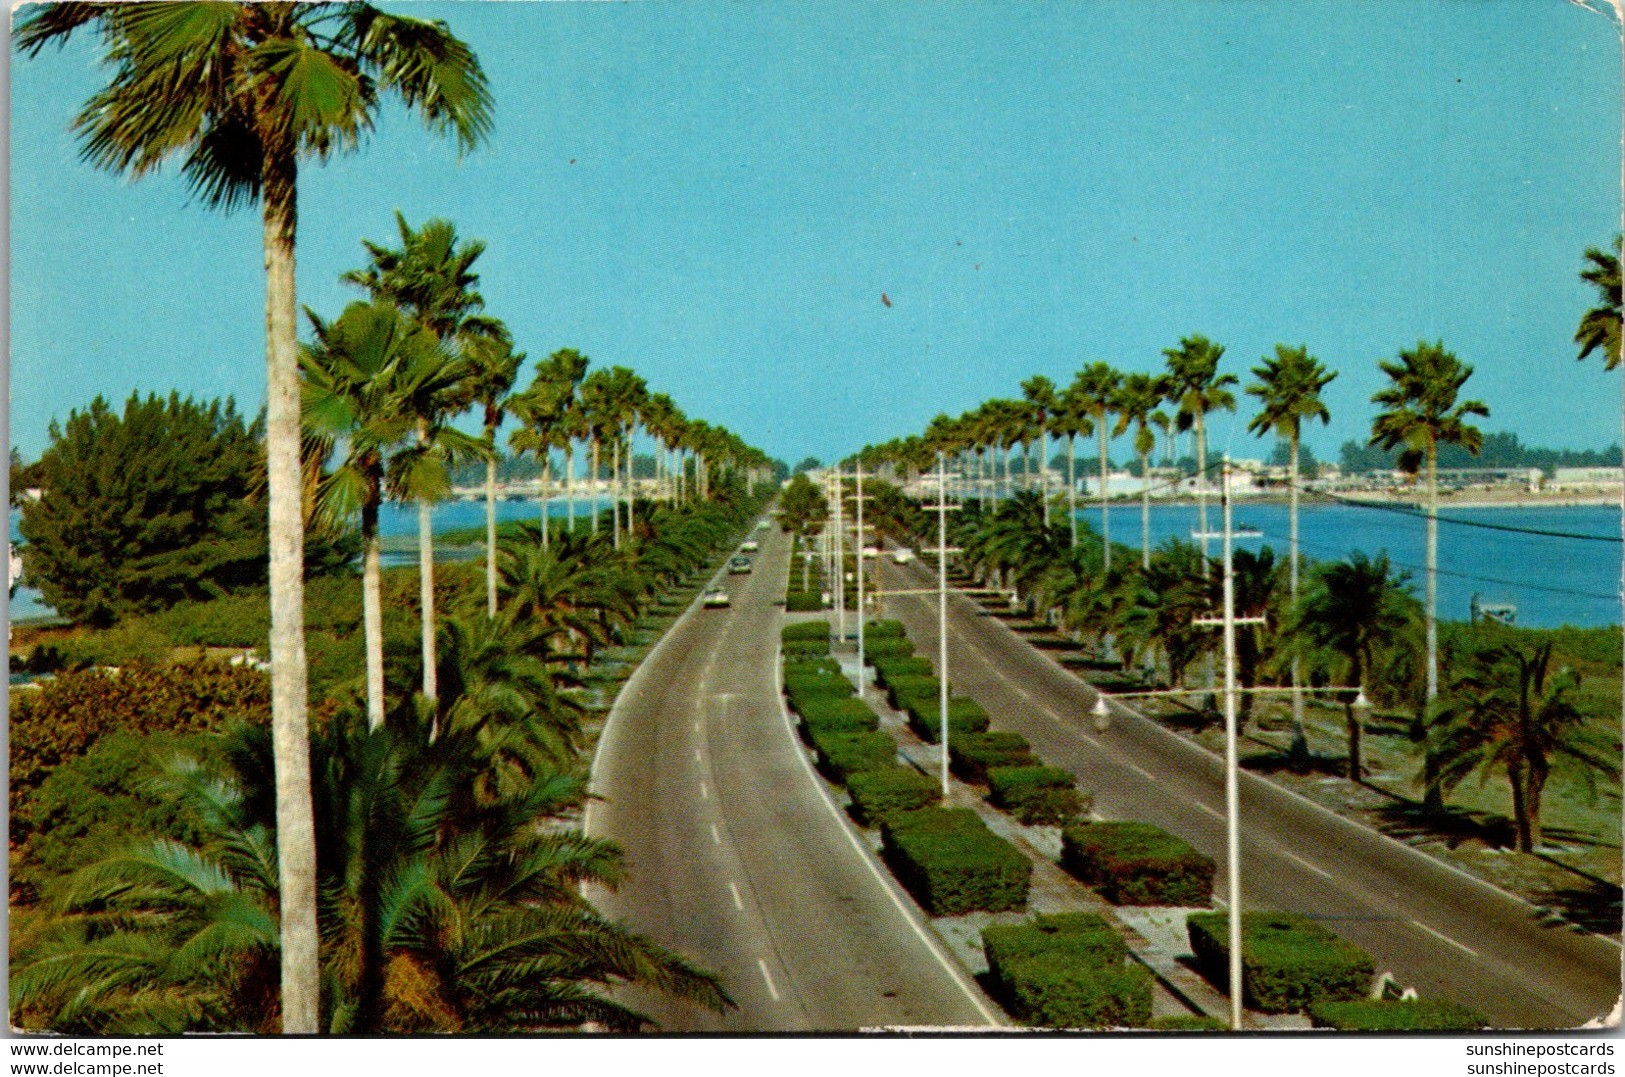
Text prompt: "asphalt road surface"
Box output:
[[585, 523, 1000, 1031], [878, 556, 1621, 1029]]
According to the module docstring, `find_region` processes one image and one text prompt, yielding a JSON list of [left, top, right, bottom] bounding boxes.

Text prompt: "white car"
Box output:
[[861, 546, 881, 558], [741, 539, 760, 552], [702, 587, 731, 608], [892, 548, 915, 564]]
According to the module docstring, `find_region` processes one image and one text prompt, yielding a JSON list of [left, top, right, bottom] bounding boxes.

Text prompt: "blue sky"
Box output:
[[10, 0, 1622, 466]]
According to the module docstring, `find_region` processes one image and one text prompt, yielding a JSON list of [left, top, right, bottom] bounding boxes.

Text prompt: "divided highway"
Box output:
[[585, 523, 999, 1031], [880, 557, 1621, 1029]]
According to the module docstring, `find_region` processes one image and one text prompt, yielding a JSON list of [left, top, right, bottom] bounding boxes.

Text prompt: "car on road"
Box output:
[[756, 519, 771, 530], [892, 547, 915, 564], [861, 545, 881, 558], [728, 555, 752, 574], [740, 539, 760, 552], [702, 587, 730, 608]]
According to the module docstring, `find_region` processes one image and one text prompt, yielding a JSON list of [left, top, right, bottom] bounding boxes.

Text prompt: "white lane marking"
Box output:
[[1196, 802, 1224, 821], [1413, 919, 1479, 957], [711, 823, 722, 845], [1128, 763, 1156, 780], [695, 720, 702, 732], [757, 958, 782, 1001], [729, 882, 744, 910], [771, 648, 1003, 1026], [695, 748, 704, 763], [699, 781, 709, 800], [1285, 851, 1335, 881]]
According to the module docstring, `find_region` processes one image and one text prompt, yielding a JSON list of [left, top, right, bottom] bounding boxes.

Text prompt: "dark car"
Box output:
[[728, 556, 752, 574]]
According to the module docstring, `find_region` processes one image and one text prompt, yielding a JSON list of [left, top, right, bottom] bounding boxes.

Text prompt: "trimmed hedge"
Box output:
[[862, 620, 907, 639], [783, 657, 839, 677], [949, 731, 1038, 784], [782, 637, 830, 659], [880, 808, 1031, 916], [906, 697, 991, 743], [846, 766, 938, 826], [886, 674, 940, 708], [987, 765, 1090, 826], [1005, 954, 1153, 1029], [873, 656, 934, 688], [1188, 912, 1375, 1014], [983, 912, 1127, 998], [807, 727, 897, 785], [795, 696, 880, 735], [784, 670, 855, 711], [785, 591, 823, 612], [864, 637, 916, 662], [1147, 1014, 1229, 1031], [1307, 999, 1489, 1031], [782, 621, 832, 641], [1060, 821, 1215, 906]]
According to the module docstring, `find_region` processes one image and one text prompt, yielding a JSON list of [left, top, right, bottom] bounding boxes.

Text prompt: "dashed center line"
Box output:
[[1128, 763, 1155, 781], [1196, 802, 1224, 821], [710, 823, 722, 845], [694, 748, 704, 763], [1285, 851, 1335, 881], [729, 882, 744, 910], [1413, 919, 1479, 957], [699, 781, 709, 800], [757, 958, 782, 1001], [694, 720, 702, 732]]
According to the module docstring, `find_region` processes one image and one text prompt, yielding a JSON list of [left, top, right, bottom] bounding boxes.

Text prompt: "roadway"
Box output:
[[584, 522, 1000, 1031], [879, 557, 1621, 1029]]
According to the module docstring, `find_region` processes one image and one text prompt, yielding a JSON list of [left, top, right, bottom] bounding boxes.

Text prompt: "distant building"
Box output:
[[1551, 467, 1624, 490]]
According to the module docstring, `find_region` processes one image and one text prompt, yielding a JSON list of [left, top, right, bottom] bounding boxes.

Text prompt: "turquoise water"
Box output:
[[1071, 501, 1621, 629], [10, 500, 1622, 628]]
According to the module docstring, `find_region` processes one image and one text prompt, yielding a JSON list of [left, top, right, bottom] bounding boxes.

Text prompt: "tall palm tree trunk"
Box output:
[[625, 424, 636, 541], [1067, 433, 1078, 547], [1195, 413, 1209, 567], [417, 444, 439, 711], [1425, 442, 1439, 704], [1040, 425, 1051, 528], [1288, 431, 1306, 763], [1098, 417, 1111, 572], [362, 497, 385, 730], [262, 159, 319, 1035], [486, 449, 500, 617], [590, 438, 601, 534], [565, 442, 576, 536], [538, 454, 551, 552], [1140, 445, 1152, 571], [611, 436, 622, 548]]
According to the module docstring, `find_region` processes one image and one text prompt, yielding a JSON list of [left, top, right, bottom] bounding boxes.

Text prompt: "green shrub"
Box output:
[[782, 637, 831, 659], [886, 674, 939, 708], [862, 620, 907, 639], [1307, 999, 1488, 1031], [864, 637, 916, 662], [1004, 953, 1153, 1029], [906, 697, 991, 743], [796, 696, 880, 735], [872, 656, 933, 687], [846, 766, 938, 826], [950, 731, 1038, 784], [1061, 821, 1215, 906], [982, 912, 1127, 999], [880, 808, 1030, 916], [808, 728, 897, 785], [783, 670, 854, 710], [783, 657, 840, 677], [782, 621, 832, 641], [1147, 1014, 1229, 1031], [987, 766, 1090, 826], [785, 591, 823, 612], [10, 662, 269, 835], [1188, 912, 1376, 1013]]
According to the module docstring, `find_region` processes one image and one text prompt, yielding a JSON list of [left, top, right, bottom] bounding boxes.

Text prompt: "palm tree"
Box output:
[[344, 214, 505, 709], [509, 349, 590, 550], [1576, 237, 1622, 370], [17, 3, 492, 1031], [1164, 336, 1236, 568], [465, 337, 524, 618], [1247, 344, 1336, 761], [301, 299, 461, 731], [1370, 340, 1488, 705], [1021, 376, 1058, 528], [1053, 384, 1094, 548], [1431, 636, 1616, 852], [1297, 552, 1417, 781], [1112, 372, 1164, 571], [1070, 364, 1121, 573]]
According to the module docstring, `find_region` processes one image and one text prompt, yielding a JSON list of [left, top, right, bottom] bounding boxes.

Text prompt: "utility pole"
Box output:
[[853, 462, 872, 692], [1192, 456, 1264, 1032], [833, 466, 846, 645]]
